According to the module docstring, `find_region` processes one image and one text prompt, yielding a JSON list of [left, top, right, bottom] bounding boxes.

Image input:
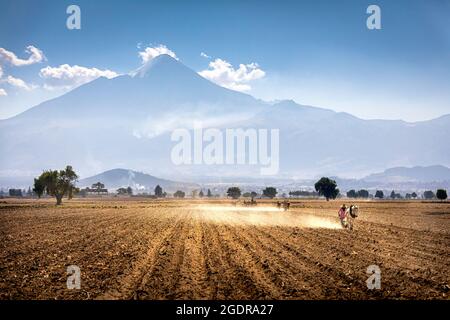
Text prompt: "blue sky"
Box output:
[[0, 0, 449, 121]]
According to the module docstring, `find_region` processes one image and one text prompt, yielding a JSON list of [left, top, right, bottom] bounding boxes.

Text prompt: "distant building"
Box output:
[[82, 187, 108, 195], [9, 189, 23, 197]]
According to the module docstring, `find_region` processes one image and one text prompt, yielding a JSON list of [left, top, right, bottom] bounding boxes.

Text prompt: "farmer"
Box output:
[[338, 204, 347, 228]]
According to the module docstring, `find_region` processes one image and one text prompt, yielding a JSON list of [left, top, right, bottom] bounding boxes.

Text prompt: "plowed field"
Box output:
[[0, 199, 448, 299]]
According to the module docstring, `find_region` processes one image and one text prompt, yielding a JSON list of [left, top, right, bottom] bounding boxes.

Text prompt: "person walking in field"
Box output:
[[338, 204, 347, 228]]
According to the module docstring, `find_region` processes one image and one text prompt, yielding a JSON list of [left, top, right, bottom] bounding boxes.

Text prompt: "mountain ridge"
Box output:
[[3, 55, 448, 124], [363, 165, 450, 183], [78, 168, 199, 192], [0, 55, 449, 180]]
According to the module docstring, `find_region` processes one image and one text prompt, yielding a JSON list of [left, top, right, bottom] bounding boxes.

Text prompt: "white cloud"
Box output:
[[138, 45, 178, 63], [200, 52, 211, 59], [0, 45, 46, 66], [39, 64, 118, 90], [0, 88, 6, 96], [0, 60, 37, 91], [4, 75, 35, 90], [198, 58, 265, 92]]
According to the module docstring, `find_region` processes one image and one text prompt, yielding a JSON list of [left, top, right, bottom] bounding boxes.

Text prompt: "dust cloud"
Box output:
[[192, 205, 341, 229]]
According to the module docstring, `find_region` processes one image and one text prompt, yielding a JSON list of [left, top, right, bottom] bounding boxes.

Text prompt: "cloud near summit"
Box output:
[[136, 44, 266, 92], [0, 43, 266, 96], [198, 58, 266, 92], [138, 45, 178, 63]]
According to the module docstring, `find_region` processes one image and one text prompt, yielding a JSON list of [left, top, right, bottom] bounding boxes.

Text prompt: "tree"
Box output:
[[227, 187, 241, 199], [423, 190, 435, 200], [251, 191, 258, 198], [347, 190, 357, 198], [262, 187, 277, 199], [289, 190, 319, 197], [174, 190, 185, 198], [314, 177, 339, 201], [199, 190, 204, 198], [436, 189, 447, 201], [411, 192, 417, 199], [390, 190, 396, 199], [375, 190, 384, 199], [33, 177, 45, 198], [9, 189, 23, 197], [207, 189, 212, 198], [357, 189, 369, 198], [68, 186, 79, 199], [117, 188, 128, 195], [155, 185, 163, 198], [92, 182, 105, 195], [127, 186, 133, 195], [78, 188, 87, 197], [34, 165, 78, 205]]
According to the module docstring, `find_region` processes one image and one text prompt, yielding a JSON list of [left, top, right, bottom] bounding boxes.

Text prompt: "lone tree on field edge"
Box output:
[[174, 190, 185, 198], [155, 185, 163, 198], [423, 190, 435, 199], [375, 190, 384, 199], [358, 189, 369, 198], [436, 189, 447, 202], [347, 190, 357, 198], [33, 165, 78, 205], [33, 177, 45, 198], [314, 177, 339, 201], [92, 182, 105, 195], [227, 187, 241, 199], [262, 187, 277, 199]]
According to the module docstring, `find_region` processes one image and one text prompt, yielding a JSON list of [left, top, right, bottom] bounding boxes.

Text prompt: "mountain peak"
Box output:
[[78, 168, 199, 192], [130, 54, 184, 78]]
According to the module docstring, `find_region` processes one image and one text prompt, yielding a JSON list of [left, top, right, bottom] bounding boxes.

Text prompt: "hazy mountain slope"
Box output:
[[0, 54, 449, 183], [363, 165, 450, 183], [78, 168, 199, 192], [241, 100, 450, 177]]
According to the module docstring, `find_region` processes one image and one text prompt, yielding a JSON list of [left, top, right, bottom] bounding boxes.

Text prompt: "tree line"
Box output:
[[23, 166, 449, 204], [346, 189, 447, 200]]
